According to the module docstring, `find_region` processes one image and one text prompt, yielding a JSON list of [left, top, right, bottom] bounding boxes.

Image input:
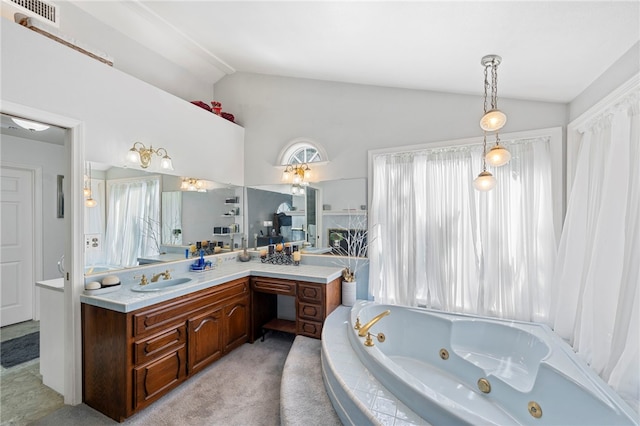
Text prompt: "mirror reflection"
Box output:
[[246, 178, 367, 255], [84, 164, 243, 274]]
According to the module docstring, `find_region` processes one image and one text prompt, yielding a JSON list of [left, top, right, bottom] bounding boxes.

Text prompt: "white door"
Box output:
[[1, 166, 34, 326]]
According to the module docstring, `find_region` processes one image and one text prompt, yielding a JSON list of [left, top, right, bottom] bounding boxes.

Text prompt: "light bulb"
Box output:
[[83, 187, 91, 197], [282, 170, 291, 181], [473, 171, 496, 191], [485, 145, 511, 167], [480, 109, 507, 132], [85, 197, 98, 208]]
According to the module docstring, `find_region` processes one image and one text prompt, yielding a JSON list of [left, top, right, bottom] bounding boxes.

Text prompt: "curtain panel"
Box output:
[[104, 175, 161, 267], [552, 89, 639, 412], [369, 137, 556, 323]]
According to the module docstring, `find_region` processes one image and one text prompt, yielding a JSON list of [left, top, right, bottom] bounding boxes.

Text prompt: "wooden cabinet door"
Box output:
[[223, 295, 249, 353], [133, 345, 187, 411], [188, 307, 223, 375]]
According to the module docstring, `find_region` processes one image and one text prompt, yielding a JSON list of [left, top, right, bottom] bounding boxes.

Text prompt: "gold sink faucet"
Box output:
[[150, 270, 172, 282], [357, 309, 390, 337]]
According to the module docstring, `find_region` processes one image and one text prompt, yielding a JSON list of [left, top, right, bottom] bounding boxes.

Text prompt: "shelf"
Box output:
[[283, 211, 305, 216], [262, 318, 296, 335]]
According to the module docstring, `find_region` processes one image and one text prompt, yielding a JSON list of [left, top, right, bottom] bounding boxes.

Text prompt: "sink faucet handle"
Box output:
[[163, 269, 172, 280], [133, 274, 148, 286]]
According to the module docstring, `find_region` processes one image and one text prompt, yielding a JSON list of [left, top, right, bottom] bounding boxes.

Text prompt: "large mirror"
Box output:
[[246, 178, 367, 255], [84, 163, 243, 275]]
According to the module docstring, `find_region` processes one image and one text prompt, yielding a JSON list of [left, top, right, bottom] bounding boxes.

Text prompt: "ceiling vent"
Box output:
[[2, 0, 58, 27]]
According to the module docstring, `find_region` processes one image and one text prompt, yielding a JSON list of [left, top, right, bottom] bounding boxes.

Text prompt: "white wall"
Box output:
[[1, 21, 245, 186], [0, 5, 214, 102], [1, 135, 66, 280], [213, 72, 568, 186], [569, 42, 640, 121]]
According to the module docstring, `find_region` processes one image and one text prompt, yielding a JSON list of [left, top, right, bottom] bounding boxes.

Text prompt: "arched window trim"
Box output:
[[276, 137, 329, 166]]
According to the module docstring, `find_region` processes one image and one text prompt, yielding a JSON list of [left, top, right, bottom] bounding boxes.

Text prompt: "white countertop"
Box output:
[[80, 260, 343, 313], [137, 253, 189, 263], [36, 278, 64, 293]]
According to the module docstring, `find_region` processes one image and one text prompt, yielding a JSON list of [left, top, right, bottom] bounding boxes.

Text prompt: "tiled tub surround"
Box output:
[[322, 301, 639, 426], [81, 252, 343, 313]]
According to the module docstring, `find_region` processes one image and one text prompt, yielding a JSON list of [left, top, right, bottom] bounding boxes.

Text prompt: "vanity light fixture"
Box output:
[[126, 142, 174, 170], [480, 54, 511, 167], [11, 117, 50, 132], [181, 178, 206, 192], [282, 163, 311, 185]]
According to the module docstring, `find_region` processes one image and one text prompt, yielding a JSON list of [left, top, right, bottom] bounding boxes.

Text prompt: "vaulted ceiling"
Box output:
[[69, 1, 639, 103]]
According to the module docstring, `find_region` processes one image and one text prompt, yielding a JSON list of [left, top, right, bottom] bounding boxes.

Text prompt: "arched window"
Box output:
[[278, 139, 328, 166]]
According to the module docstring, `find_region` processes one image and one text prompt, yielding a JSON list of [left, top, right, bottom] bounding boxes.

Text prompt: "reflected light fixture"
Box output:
[[480, 55, 507, 132], [84, 162, 97, 207], [473, 133, 496, 192], [11, 117, 49, 132], [181, 178, 206, 192], [291, 184, 306, 196], [126, 142, 173, 170]]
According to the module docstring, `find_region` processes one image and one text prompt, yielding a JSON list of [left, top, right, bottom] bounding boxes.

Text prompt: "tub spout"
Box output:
[[358, 310, 390, 337]]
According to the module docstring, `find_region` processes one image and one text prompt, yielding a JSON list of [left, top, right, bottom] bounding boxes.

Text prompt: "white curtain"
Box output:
[[104, 175, 161, 267], [370, 137, 556, 323], [552, 89, 639, 412]]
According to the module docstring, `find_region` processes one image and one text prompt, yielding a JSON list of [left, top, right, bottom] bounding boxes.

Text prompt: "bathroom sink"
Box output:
[[131, 277, 193, 292]]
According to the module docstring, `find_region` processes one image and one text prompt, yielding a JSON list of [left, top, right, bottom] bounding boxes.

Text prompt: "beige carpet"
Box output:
[[30, 332, 294, 426], [280, 336, 340, 426]]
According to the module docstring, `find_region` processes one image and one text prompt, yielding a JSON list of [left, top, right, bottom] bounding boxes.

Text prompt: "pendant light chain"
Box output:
[[484, 64, 490, 114], [491, 58, 499, 111], [482, 132, 488, 172]]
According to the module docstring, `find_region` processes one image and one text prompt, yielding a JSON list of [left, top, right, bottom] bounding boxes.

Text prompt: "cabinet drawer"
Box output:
[[134, 325, 186, 366], [297, 319, 322, 339], [251, 278, 296, 296], [298, 283, 323, 304], [298, 302, 323, 322], [133, 279, 248, 336], [133, 346, 187, 411]]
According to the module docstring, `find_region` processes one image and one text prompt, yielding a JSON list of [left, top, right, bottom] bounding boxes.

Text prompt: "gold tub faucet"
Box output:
[[358, 310, 391, 337]]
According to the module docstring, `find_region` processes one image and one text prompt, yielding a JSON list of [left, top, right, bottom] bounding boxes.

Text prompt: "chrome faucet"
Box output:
[[150, 270, 171, 282], [357, 310, 391, 337]]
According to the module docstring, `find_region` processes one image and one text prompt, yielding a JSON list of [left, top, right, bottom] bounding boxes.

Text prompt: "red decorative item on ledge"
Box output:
[[190, 101, 211, 111], [211, 101, 222, 115], [221, 112, 235, 123]]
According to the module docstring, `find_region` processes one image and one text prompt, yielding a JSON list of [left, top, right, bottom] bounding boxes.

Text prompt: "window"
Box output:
[[278, 139, 327, 166]]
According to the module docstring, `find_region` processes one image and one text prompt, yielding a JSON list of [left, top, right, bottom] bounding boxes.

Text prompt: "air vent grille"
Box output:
[[7, 0, 57, 25]]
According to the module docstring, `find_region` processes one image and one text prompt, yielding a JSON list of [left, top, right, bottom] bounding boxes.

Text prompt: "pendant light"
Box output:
[[485, 133, 511, 167], [473, 133, 496, 192], [480, 55, 507, 132]]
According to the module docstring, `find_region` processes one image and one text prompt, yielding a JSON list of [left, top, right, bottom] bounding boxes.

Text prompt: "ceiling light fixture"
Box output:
[[126, 142, 174, 170], [480, 54, 511, 168], [11, 117, 50, 132]]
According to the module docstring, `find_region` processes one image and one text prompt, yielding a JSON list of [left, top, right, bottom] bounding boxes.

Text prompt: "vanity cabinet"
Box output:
[[82, 277, 249, 422], [250, 276, 341, 341]]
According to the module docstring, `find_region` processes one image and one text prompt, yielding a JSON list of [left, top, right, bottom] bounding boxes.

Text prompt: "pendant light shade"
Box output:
[[485, 144, 512, 167], [480, 109, 507, 132], [473, 170, 496, 191]]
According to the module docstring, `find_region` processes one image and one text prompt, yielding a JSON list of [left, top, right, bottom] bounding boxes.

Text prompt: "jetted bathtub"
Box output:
[[321, 301, 638, 426]]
